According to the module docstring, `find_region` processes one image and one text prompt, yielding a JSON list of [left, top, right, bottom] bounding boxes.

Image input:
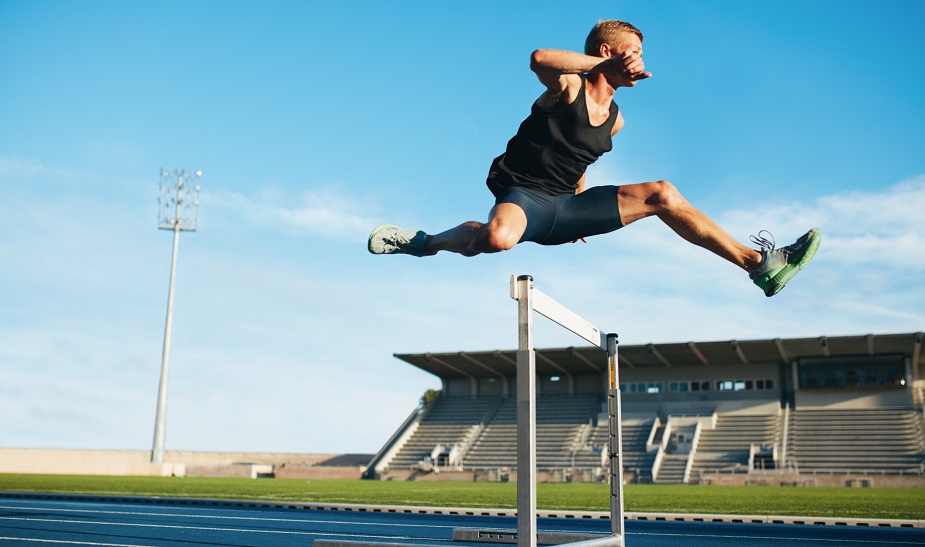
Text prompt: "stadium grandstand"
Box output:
[[365, 332, 925, 487]]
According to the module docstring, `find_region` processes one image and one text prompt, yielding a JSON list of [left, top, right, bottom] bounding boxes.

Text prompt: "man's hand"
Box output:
[[614, 51, 651, 81]]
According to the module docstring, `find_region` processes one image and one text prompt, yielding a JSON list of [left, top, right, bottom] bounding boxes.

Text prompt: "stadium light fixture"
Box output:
[[152, 168, 202, 464]]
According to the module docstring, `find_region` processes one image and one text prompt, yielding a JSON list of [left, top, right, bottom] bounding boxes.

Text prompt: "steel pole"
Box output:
[[152, 179, 183, 464], [515, 275, 537, 547], [606, 333, 624, 541]]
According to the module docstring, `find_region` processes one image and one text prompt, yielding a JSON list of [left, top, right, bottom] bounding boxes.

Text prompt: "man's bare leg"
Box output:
[[616, 180, 820, 297], [368, 203, 528, 257], [424, 203, 528, 256], [369, 179, 818, 296], [616, 180, 763, 271]]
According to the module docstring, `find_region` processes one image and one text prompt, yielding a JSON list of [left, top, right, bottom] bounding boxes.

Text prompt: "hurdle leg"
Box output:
[[516, 275, 537, 547], [606, 334, 625, 540]]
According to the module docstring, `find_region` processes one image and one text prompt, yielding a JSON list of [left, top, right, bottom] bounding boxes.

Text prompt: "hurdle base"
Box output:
[[312, 533, 624, 547], [453, 529, 623, 547]]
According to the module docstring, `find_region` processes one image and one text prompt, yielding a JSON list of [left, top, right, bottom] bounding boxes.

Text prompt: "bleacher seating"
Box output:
[[386, 397, 499, 469], [786, 407, 925, 474], [384, 395, 925, 481], [460, 398, 516, 469], [690, 414, 781, 481], [463, 395, 602, 470], [654, 454, 688, 484], [572, 417, 656, 482]]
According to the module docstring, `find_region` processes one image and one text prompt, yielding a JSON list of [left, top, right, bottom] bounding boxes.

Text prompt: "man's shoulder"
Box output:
[[536, 74, 584, 110], [611, 110, 625, 136]]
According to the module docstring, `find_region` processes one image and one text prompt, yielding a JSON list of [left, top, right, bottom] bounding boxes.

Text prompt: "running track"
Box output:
[[1, 493, 922, 547]]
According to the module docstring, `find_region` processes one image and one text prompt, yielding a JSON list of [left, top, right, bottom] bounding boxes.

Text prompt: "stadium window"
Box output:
[[717, 380, 734, 392], [757, 379, 774, 390], [734, 380, 746, 391], [646, 383, 662, 394], [745, 380, 754, 390], [550, 376, 560, 382], [797, 354, 905, 389], [636, 383, 646, 393]]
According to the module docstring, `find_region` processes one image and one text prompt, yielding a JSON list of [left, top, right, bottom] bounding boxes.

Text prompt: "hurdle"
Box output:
[[314, 275, 625, 547], [451, 275, 625, 547]]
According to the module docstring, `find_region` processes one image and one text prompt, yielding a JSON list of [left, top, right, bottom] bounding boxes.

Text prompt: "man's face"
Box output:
[[606, 34, 644, 88], [614, 34, 643, 57]]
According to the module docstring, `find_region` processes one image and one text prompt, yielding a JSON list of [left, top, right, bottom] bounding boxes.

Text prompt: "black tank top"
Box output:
[[489, 75, 618, 196]]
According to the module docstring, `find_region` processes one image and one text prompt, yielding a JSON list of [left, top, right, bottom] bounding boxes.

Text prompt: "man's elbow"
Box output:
[[530, 49, 550, 72]]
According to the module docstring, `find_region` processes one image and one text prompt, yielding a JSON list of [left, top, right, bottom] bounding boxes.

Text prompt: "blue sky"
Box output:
[[1, 0, 923, 454]]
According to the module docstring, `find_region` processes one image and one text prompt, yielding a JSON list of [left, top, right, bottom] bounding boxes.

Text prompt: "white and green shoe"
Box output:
[[368, 224, 428, 257], [749, 228, 821, 297]]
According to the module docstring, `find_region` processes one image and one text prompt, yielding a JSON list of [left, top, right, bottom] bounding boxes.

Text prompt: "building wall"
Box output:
[[441, 361, 914, 411], [0, 448, 347, 477], [0, 449, 181, 476], [446, 373, 609, 397], [795, 388, 913, 408]]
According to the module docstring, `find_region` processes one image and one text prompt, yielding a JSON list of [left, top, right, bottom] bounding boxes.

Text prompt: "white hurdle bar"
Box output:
[[454, 276, 624, 546]]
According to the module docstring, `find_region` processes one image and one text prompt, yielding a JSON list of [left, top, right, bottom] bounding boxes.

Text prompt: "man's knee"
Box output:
[[647, 180, 685, 210], [480, 223, 520, 252]]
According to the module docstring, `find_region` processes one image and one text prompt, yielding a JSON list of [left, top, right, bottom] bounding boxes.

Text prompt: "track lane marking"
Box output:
[[0, 504, 465, 530], [0, 516, 450, 542], [0, 537, 146, 546]]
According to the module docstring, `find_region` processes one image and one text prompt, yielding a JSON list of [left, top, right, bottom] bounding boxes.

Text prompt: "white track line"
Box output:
[[0, 516, 447, 542], [0, 503, 460, 530], [630, 531, 924, 545], [0, 538, 147, 546]]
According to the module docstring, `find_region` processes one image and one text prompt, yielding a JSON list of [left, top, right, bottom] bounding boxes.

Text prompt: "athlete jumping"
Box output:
[[368, 20, 820, 297]]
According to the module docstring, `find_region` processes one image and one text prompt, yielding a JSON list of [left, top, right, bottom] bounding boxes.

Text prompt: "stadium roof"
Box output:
[[394, 332, 925, 379]]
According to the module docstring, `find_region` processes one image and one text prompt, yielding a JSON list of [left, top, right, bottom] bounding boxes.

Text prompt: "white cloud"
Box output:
[[209, 186, 380, 242], [0, 155, 73, 180], [723, 175, 925, 268]]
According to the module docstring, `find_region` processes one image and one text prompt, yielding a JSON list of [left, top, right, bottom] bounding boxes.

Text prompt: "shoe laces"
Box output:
[[749, 230, 776, 253], [385, 230, 412, 246]]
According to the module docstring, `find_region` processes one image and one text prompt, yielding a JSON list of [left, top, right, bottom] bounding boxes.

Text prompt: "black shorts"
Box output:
[[494, 185, 624, 246]]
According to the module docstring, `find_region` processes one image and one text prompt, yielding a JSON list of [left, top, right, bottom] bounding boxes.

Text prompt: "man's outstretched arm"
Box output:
[[530, 49, 650, 83], [529, 48, 650, 107]]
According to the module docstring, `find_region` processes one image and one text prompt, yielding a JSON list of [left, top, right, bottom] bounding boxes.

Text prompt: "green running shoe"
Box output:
[[368, 224, 428, 257], [749, 228, 821, 297]]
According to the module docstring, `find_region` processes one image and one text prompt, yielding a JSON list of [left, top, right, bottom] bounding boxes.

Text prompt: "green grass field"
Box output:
[[1, 474, 923, 520]]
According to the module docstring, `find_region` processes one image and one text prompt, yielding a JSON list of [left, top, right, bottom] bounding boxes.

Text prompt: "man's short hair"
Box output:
[[584, 20, 644, 56]]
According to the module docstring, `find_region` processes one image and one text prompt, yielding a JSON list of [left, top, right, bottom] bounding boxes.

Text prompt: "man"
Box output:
[[368, 20, 819, 297]]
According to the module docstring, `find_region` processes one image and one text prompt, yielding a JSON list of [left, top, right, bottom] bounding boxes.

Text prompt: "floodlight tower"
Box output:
[[152, 168, 202, 464]]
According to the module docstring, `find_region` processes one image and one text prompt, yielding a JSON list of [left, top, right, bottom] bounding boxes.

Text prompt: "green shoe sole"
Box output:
[[762, 230, 821, 297]]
